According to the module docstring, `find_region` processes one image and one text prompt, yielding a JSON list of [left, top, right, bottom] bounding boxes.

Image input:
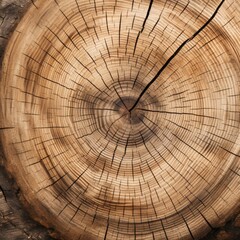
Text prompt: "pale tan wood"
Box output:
[[1, 0, 240, 239]]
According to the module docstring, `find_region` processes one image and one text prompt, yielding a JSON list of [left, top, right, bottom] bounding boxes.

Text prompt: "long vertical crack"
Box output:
[[132, 1, 154, 57], [141, 0, 154, 33], [129, 0, 225, 112]]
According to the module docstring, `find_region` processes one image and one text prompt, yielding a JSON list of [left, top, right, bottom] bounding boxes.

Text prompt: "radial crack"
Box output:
[[129, 0, 226, 112], [141, 0, 154, 33]]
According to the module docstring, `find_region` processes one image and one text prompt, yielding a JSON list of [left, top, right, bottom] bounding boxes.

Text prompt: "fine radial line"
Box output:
[[129, 0, 225, 112]]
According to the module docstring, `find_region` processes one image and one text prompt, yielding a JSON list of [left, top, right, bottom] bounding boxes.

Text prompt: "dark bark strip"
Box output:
[[129, 0, 226, 112]]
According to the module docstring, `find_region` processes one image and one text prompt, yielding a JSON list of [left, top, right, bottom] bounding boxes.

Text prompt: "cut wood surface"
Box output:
[[1, 0, 240, 239]]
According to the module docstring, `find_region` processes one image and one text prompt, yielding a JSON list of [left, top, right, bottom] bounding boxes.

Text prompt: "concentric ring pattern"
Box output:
[[1, 0, 240, 239]]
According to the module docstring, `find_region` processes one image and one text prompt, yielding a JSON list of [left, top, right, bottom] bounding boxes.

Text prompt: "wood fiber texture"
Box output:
[[1, 0, 240, 239]]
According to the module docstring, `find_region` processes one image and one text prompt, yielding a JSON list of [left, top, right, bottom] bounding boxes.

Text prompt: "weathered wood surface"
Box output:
[[1, 0, 240, 239], [0, 166, 54, 240], [0, 0, 30, 62]]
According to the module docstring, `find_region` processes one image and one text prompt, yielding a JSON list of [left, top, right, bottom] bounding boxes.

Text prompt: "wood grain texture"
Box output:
[[1, 1, 54, 239], [1, 0, 240, 239]]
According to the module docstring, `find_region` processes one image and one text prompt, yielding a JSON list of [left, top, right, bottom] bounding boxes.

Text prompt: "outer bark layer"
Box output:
[[0, 0, 240, 239], [0, 166, 54, 240]]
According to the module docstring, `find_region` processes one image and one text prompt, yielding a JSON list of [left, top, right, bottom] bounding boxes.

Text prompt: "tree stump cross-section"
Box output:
[[1, 0, 240, 239]]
